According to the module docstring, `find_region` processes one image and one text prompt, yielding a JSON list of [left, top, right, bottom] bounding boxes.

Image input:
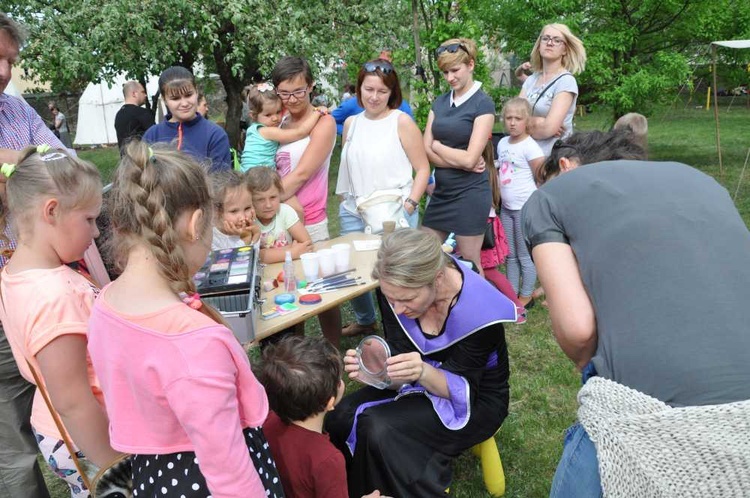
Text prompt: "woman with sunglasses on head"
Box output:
[[519, 24, 586, 157], [270, 56, 342, 346], [422, 38, 495, 276], [335, 59, 430, 338]]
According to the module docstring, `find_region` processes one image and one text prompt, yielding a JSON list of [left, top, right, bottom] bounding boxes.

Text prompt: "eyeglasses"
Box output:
[[540, 35, 566, 46], [276, 87, 309, 101], [435, 43, 469, 57], [363, 61, 394, 74]]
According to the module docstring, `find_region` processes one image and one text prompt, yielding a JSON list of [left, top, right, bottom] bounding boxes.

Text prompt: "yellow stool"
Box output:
[[472, 436, 505, 496]]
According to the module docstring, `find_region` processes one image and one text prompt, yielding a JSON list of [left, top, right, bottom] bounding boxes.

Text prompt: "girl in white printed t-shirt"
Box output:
[[497, 97, 545, 308]]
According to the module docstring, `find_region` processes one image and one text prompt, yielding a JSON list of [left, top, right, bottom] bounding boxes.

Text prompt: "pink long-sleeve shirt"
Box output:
[[87, 287, 269, 498]]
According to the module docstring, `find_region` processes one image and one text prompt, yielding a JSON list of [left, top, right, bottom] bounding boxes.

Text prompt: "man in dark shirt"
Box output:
[[114, 80, 154, 149]]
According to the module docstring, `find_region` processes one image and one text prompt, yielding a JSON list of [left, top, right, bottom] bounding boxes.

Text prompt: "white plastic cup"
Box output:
[[318, 249, 336, 277], [331, 243, 351, 272], [300, 252, 320, 282]]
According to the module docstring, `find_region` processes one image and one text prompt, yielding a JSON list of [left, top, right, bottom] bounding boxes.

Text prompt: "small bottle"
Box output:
[[441, 233, 457, 254], [283, 251, 297, 292]]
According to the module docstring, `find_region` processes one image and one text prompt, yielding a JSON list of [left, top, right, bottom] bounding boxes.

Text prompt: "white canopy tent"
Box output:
[[710, 40, 750, 176], [712, 40, 750, 50], [74, 74, 158, 146]]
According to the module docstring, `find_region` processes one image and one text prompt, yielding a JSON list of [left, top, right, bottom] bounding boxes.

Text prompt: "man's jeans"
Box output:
[[0, 326, 51, 498]]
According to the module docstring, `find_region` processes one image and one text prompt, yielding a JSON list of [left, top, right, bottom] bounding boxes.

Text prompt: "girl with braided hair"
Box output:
[[0, 145, 119, 496], [87, 141, 285, 497]]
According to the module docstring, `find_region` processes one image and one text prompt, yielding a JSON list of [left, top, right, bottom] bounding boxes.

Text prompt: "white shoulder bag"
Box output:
[[345, 114, 409, 234]]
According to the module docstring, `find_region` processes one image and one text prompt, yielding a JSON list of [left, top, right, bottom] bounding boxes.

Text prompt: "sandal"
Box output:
[[341, 322, 377, 338]]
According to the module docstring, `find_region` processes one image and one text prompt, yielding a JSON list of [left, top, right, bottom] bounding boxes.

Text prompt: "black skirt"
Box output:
[[422, 170, 492, 236], [131, 426, 285, 497]]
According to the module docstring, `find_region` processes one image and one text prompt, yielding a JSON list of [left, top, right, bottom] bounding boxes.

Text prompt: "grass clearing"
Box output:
[[45, 104, 748, 497]]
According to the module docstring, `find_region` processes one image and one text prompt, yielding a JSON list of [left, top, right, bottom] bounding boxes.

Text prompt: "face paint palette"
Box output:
[[193, 245, 262, 344], [193, 245, 258, 296]]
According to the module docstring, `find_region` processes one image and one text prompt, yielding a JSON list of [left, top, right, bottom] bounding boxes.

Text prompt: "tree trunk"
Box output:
[[211, 44, 249, 149], [138, 77, 155, 115], [223, 80, 244, 150], [412, 0, 426, 84], [611, 50, 624, 120]]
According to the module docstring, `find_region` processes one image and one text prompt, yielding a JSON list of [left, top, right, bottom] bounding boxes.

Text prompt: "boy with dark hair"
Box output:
[[257, 336, 348, 498]]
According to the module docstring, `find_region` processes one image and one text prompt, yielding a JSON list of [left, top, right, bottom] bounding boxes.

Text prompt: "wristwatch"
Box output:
[[405, 198, 419, 209]]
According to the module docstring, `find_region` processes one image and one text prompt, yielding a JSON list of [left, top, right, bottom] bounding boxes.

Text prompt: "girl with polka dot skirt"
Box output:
[[87, 141, 284, 497]]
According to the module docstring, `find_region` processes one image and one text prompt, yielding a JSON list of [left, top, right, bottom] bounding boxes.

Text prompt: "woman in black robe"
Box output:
[[325, 229, 515, 497]]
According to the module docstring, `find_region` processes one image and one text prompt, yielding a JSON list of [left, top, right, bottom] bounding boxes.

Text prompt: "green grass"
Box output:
[[77, 146, 120, 183], [45, 105, 749, 497], [575, 104, 750, 225]]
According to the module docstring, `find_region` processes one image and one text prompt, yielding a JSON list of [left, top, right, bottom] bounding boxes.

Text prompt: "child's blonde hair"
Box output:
[[1, 146, 101, 245], [501, 97, 532, 123], [530, 23, 586, 74], [246, 83, 281, 122], [109, 140, 224, 323], [209, 169, 248, 219], [614, 113, 648, 153], [245, 167, 284, 195]]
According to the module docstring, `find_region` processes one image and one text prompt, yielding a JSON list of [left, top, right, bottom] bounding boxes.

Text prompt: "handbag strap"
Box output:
[[344, 113, 361, 197], [344, 113, 404, 204], [531, 72, 572, 115], [26, 358, 93, 490], [0, 274, 93, 490]]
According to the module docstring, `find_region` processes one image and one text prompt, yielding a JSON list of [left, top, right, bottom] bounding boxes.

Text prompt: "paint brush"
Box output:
[[318, 281, 366, 292], [307, 269, 356, 286], [309, 277, 361, 291]]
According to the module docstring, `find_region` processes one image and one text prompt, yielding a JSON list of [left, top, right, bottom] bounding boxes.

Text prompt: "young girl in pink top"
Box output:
[[0, 145, 120, 497], [87, 141, 284, 498]]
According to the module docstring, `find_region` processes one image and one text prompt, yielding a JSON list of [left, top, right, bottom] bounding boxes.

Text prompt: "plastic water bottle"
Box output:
[[283, 251, 297, 292]]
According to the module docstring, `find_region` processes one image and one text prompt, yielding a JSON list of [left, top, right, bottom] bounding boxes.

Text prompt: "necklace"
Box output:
[[419, 270, 461, 336], [419, 292, 459, 336]]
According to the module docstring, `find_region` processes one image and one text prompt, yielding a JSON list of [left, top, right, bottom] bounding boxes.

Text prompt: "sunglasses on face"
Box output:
[[363, 61, 394, 74], [540, 35, 566, 46], [276, 87, 308, 101], [435, 43, 469, 57]]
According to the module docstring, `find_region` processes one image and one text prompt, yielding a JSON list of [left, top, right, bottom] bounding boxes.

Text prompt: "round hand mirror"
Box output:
[[355, 335, 392, 389]]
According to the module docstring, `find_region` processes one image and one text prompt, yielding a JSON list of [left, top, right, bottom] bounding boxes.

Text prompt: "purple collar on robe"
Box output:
[[391, 256, 517, 354], [344, 258, 514, 456]]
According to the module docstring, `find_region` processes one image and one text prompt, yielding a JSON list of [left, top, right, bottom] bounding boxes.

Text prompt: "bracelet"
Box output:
[[405, 198, 419, 208]]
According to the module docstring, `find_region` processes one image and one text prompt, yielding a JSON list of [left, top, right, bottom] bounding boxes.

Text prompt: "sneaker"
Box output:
[[515, 306, 527, 324]]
